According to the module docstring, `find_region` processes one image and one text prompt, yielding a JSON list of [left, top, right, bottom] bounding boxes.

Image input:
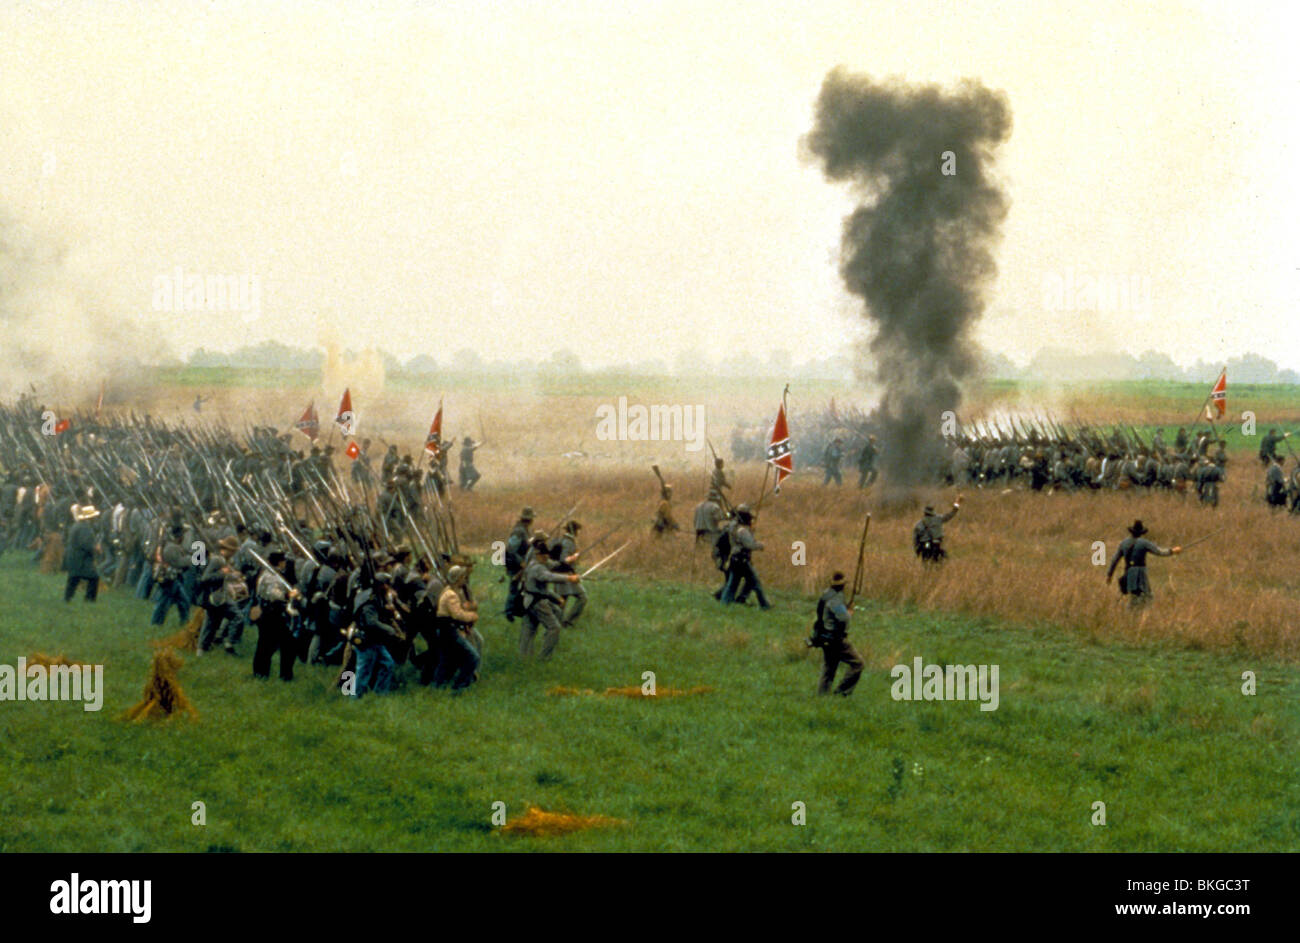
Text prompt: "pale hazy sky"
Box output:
[[2, 0, 1297, 371]]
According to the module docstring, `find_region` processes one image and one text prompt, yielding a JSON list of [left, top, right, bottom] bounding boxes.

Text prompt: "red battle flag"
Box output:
[[766, 401, 793, 493]]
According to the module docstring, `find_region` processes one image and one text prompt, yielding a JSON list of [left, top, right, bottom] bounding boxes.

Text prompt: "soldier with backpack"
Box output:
[[807, 571, 864, 696]]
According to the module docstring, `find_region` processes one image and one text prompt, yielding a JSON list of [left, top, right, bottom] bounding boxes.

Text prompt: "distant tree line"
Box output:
[[184, 342, 1300, 385]]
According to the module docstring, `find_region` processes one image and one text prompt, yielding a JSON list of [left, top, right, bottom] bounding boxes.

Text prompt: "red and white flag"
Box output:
[[54, 418, 71, 435], [1205, 369, 1227, 421], [335, 388, 356, 436], [766, 401, 794, 493], [424, 402, 444, 458], [345, 440, 361, 461], [296, 401, 320, 441]]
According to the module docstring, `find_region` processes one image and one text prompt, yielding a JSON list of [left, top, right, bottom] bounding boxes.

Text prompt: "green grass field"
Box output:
[[1, 555, 1296, 852]]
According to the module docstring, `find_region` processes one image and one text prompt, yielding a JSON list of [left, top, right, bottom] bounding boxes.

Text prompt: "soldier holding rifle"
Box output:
[[808, 513, 870, 696]]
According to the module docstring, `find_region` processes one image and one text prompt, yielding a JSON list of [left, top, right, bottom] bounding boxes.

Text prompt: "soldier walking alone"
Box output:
[[912, 497, 961, 564], [808, 571, 864, 696], [1105, 520, 1181, 607]]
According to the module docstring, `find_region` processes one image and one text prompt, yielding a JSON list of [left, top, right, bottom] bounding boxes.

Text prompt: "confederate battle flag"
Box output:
[[766, 400, 793, 493], [296, 401, 320, 440], [335, 388, 356, 436], [424, 402, 443, 458], [1205, 369, 1227, 421]]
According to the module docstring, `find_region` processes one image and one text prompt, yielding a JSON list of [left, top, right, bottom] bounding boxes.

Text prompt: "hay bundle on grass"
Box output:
[[547, 685, 712, 698], [499, 806, 626, 837], [150, 609, 204, 653], [123, 647, 197, 722]]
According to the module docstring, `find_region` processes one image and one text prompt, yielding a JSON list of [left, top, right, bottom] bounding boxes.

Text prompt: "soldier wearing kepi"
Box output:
[[519, 533, 581, 660], [912, 496, 961, 564], [502, 506, 534, 621], [808, 571, 864, 696], [552, 520, 586, 628], [1106, 519, 1181, 607], [433, 565, 480, 691]]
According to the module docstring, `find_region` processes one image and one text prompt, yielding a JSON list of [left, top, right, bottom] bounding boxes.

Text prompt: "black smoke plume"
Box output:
[[804, 69, 1011, 487]]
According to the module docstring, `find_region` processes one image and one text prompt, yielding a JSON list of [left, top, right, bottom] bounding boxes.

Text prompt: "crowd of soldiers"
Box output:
[[747, 406, 1300, 511], [7, 395, 1294, 705], [0, 401, 576, 699]]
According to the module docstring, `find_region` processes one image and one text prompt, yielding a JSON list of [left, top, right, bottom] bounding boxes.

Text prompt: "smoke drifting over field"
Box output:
[[0, 209, 165, 400], [805, 69, 1011, 486]]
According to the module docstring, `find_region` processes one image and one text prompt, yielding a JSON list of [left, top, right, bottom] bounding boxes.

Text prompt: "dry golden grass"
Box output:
[[150, 610, 203, 653], [26, 653, 90, 668], [449, 452, 1300, 660], [498, 805, 626, 836], [122, 378, 1300, 660]]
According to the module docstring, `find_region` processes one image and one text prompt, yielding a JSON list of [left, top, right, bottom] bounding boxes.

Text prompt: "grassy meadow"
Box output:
[[4, 373, 1298, 851], [0, 554, 1296, 852]]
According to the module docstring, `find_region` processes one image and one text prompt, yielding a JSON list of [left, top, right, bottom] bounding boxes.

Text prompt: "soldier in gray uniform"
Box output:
[[519, 533, 580, 660], [552, 520, 586, 627], [502, 506, 534, 621], [458, 436, 483, 491], [1259, 429, 1290, 467], [150, 525, 193, 626], [808, 571, 863, 696], [709, 458, 732, 498], [1106, 519, 1181, 606], [693, 490, 726, 544], [720, 505, 770, 609], [912, 498, 961, 564], [1195, 457, 1224, 508], [1265, 455, 1288, 508], [822, 437, 845, 486]]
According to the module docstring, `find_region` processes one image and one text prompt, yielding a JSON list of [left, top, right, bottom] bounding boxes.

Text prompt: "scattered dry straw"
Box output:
[[499, 805, 626, 836], [123, 647, 197, 722], [547, 684, 712, 698], [27, 652, 90, 668], [150, 609, 203, 652]]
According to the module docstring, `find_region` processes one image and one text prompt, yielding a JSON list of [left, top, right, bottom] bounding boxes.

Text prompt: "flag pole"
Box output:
[[1191, 366, 1226, 430]]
